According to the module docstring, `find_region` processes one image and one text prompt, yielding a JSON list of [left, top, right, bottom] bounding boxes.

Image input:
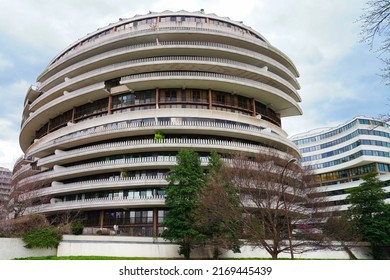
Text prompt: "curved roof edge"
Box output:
[[289, 115, 388, 140], [45, 10, 273, 68]]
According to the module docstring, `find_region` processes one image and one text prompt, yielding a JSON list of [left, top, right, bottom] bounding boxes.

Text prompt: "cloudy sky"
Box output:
[[0, 0, 388, 170]]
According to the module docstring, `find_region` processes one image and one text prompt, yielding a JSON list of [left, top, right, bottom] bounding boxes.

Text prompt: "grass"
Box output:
[[14, 256, 167, 260], [14, 256, 345, 260]]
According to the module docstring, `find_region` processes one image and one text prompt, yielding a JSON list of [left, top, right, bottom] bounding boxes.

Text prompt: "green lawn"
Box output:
[[14, 256, 168, 260]]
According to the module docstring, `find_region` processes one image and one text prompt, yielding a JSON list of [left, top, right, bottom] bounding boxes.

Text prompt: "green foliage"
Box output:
[[345, 172, 390, 259], [71, 221, 84, 235], [207, 150, 223, 175], [22, 226, 63, 249], [154, 131, 165, 142], [161, 149, 206, 259]]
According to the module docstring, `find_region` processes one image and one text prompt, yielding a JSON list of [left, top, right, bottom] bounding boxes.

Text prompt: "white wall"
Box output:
[[0, 238, 56, 260], [57, 235, 372, 259], [0, 235, 371, 259]]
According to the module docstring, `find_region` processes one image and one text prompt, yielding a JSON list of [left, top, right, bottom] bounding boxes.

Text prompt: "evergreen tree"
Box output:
[[161, 149, 206, 259], [346, 172, 390, 259]]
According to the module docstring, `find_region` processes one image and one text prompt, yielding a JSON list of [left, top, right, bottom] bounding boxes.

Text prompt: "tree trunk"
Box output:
[[271, 251, 278, 259], [343, 244, 357, 260], [179, 243, 191, 259]]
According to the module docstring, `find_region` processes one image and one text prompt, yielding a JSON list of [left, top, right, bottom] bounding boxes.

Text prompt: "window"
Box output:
[[163, 89, 177, 101], [237, 96, 249, 109], [158, 210, 167, 224], [378, 163, 390, 172], [75, 98, 108, 119], [215, 93, 225, 105], [192, 90, 200, 102]]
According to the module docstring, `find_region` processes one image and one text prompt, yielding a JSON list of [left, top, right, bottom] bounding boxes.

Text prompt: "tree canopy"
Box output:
[[345, 172, 390, 259], [161, 149, 206, 259]]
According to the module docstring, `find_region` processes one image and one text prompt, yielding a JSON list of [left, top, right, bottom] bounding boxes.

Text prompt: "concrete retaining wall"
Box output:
[[0, 235, 372, 259], [57, 235, 372, 259], [0, 238, 57, 260]]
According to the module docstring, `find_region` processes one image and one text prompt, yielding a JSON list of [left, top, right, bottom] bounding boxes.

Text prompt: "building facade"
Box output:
[[0, 167, 12, 220], [290, 116, 390, 215], [15, 10, 302, 236]]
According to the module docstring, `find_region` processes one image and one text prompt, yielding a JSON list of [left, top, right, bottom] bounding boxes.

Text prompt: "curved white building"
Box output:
[[15, 10, 301, 236], [291, 116, 390, 214]]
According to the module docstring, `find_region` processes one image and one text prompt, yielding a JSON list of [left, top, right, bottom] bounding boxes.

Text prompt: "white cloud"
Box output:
[[0, 140, 23, 170], [0, 80, 29, 140], [0, 53, 13, 70]]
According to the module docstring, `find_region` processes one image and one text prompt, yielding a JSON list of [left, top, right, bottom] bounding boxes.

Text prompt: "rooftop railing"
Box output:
[[48, 24, 270, 69]]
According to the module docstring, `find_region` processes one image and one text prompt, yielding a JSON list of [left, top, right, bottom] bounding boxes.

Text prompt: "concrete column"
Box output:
[[251, 98, 256, 117], [156, 88, 159, 109], [108, 95, 112, 115], [208, 89, 212, 110], [72, 107, 76, 123], [153, 208, 158, 238], [99, 210, 104, 228]]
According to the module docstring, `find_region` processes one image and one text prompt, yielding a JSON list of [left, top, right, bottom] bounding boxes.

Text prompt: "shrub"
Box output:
[[0, 214, 48, 237], [96, 228, 110, 235], [71, 221, 84, 235], [22, 226, 62, 249], [154, 131, 165, 142]]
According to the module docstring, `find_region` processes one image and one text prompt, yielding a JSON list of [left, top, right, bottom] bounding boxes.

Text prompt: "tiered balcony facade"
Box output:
[[16, 11, 302, 236]]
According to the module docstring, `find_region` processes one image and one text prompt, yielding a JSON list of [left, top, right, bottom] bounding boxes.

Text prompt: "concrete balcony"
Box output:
[[39, 41, 300, 93], [37, 138, 284, 168], [33, 175, 168, 197], [121, 71, 301, 117], [32, 56, 300, 116], [27, 195, 165, 214], [43, 21, 298, 80], [27, 118, 299, 158], [21, 156, 209, 184]]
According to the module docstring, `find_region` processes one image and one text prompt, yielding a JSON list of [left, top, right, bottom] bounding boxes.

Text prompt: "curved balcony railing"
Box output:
[[11, 164, 32, 180], [21, 82, 105, 131], [32, 59, 299, 114], [44, 56, 297, 99], [28, 120, 298, 157], [48, 24, 272, 70], [39, 41, 299, 92], [38, 138, 277, 167], [121, 71, 299, 106], [21, 156, 209, 185], [27, 195, 165, 214], [32, 175, 168, 198]]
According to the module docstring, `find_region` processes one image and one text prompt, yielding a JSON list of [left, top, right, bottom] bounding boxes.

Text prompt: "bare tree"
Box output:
[[322, 215, 363, 259], [227, 152, 325, 259], [196, 151, 242, 259], [358, 0, 390, 84], [7, 169, 50, 219]]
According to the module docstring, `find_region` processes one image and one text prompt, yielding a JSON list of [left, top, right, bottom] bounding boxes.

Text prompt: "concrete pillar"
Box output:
[[108, 95, 112, 115], [208, 89, 212, 110]]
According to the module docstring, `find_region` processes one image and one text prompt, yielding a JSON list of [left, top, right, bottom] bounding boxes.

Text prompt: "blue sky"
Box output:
[[0, 0, 388, 170]]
